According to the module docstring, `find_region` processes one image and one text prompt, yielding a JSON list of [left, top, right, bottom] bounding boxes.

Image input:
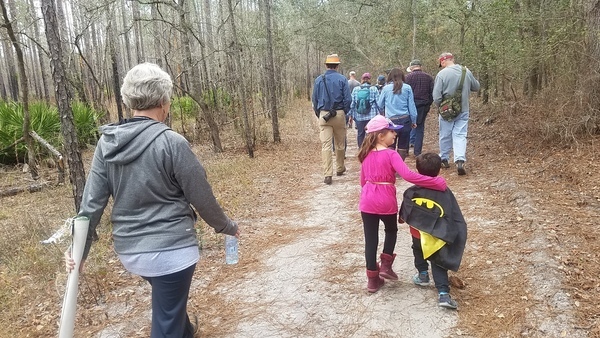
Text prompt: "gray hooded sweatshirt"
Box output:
[[79, 118, 237, 260]]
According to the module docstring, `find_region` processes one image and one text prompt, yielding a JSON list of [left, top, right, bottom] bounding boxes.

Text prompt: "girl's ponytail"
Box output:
[[358, 130, 385, 163]]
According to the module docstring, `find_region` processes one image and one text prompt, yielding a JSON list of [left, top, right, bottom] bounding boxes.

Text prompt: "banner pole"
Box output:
[[58, 216, 89, 338]]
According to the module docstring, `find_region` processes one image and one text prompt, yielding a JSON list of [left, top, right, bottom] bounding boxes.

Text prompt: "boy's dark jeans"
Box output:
[[412, 236, 450, 293]]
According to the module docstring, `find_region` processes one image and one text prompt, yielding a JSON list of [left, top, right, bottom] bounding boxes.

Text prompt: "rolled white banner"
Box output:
[[58, 216, 89, 338]]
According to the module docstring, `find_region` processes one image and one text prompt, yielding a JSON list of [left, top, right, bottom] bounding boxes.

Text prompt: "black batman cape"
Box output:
[[399, 186, 467, 272]]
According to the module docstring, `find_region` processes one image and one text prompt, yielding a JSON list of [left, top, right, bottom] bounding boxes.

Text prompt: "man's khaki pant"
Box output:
[[319, 110, 346, 177]]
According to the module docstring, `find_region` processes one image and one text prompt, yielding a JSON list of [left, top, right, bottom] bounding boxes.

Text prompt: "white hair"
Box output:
[[349, 71, 356, 76], [121, 63, 173, 111]]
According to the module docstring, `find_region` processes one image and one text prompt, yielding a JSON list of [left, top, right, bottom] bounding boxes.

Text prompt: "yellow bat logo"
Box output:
[[411, 197, 446, 258], [412, 197, 445, 217]]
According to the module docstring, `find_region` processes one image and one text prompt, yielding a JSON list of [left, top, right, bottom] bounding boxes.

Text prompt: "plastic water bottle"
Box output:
[[225, 235, 239, 264]]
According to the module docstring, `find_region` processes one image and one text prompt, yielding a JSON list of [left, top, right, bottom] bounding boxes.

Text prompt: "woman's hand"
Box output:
[[64, 250, 85, 273]]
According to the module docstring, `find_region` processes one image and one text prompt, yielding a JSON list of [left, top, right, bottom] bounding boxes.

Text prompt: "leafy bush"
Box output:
[[203, 88, 232, 109], [72, 101, 103, 145], [171, 96, 198, 119], [0, 100, 102, 164]]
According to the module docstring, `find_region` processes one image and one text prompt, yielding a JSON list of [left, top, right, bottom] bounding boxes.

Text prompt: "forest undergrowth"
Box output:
[[0, 99, 598, 337]]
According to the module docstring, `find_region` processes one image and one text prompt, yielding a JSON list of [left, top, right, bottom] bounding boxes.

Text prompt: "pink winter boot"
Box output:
[[366, 269, 385, 293], [379, 253, 399, 280]]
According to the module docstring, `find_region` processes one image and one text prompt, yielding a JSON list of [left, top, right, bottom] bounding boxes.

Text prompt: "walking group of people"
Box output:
[[58, 52, 476, 336], [312, 53, 477, 308], [312, 52, 480, 183]]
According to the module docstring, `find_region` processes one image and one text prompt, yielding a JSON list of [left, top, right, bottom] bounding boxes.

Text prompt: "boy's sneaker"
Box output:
[[441, 159, 450, 169], [413, 271, 430, 286], [438, 293, 458, 309]]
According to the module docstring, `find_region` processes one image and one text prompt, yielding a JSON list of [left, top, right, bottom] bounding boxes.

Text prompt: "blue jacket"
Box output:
[[377, 82, 417, 123], [312, 69, 352, 117]]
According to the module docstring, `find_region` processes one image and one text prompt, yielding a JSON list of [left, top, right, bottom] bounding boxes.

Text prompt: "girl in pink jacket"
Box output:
[[357, 115, 447, 293]]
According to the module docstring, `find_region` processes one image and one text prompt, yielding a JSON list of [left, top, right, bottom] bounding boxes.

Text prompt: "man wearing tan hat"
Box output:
[[312, 54, 352, 185], [433, 52, 480, 175]]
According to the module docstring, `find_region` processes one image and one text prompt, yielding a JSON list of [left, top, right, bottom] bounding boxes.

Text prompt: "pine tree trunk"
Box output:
[[133, 0, 144, 63], [588, 0, 600, 112], [41, 0, 86, 212], [120, 0, 132, 71], [2, 39, 19, 100], [227, 0, 254, 157], [1, 0, 38, 180], [178, 0, 223, 152], [108, 19, 124, 122], [29, 0, 51, 102], [263, 0, 280, 142]]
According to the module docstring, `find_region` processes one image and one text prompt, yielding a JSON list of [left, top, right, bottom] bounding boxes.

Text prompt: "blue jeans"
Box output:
[[143, 264, 196, 338], [411, 123, 425, 156], [439, 111, 469, 163], [355, 119, 370, 148], [411, 104, 430, 156], [412, 236, 449, 293], [389, 116, 412, 151]]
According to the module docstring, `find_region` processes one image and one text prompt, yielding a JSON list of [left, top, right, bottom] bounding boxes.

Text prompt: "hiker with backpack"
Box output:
[[433, 53, 480, 175], [376, 68, 418, 160], [349, 73, 380, 147]]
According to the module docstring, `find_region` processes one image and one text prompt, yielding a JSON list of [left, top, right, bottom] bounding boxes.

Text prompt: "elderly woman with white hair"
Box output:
[[65, 62, 240, 337]]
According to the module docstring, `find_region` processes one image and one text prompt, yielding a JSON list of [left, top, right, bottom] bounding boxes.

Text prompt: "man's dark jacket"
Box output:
[[400, 186, 467, 271]]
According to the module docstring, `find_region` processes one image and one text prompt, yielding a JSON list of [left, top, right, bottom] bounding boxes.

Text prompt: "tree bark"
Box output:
[[151, 4, 163, 67], [411, 0, 417, 59], [109, 20, 124, 122], [263, 0, 280, 142], [41, 0, 86, 212], [227, 0, 254, 157], [177, 0, 223, 152], [120, 0, 132, 71], [587, 0, 600, 111], [1, 39, 19, 100], [1, 0, 39, 180], [133, 0, 145, 63]]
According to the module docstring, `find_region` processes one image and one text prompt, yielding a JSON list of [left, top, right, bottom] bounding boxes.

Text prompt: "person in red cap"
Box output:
[[312, 54, 352, 185], [433, 53, 480, 175], [356, 115, 447, 293]]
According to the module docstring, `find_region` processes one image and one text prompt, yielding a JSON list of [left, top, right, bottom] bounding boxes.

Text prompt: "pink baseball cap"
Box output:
[[366, 115, 403, 133]]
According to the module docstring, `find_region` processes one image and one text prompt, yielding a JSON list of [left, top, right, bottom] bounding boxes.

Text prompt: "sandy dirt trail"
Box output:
[[222, 125, 458, 338], [91, 108, 587, 338]]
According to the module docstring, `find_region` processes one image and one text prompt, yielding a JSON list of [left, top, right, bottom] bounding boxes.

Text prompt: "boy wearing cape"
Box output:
[[399, 153, 467, 309]]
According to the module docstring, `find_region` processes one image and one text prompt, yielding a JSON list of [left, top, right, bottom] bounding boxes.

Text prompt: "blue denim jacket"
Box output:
[[312, 69, 352, 116], [377, 83, 417, 124]]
